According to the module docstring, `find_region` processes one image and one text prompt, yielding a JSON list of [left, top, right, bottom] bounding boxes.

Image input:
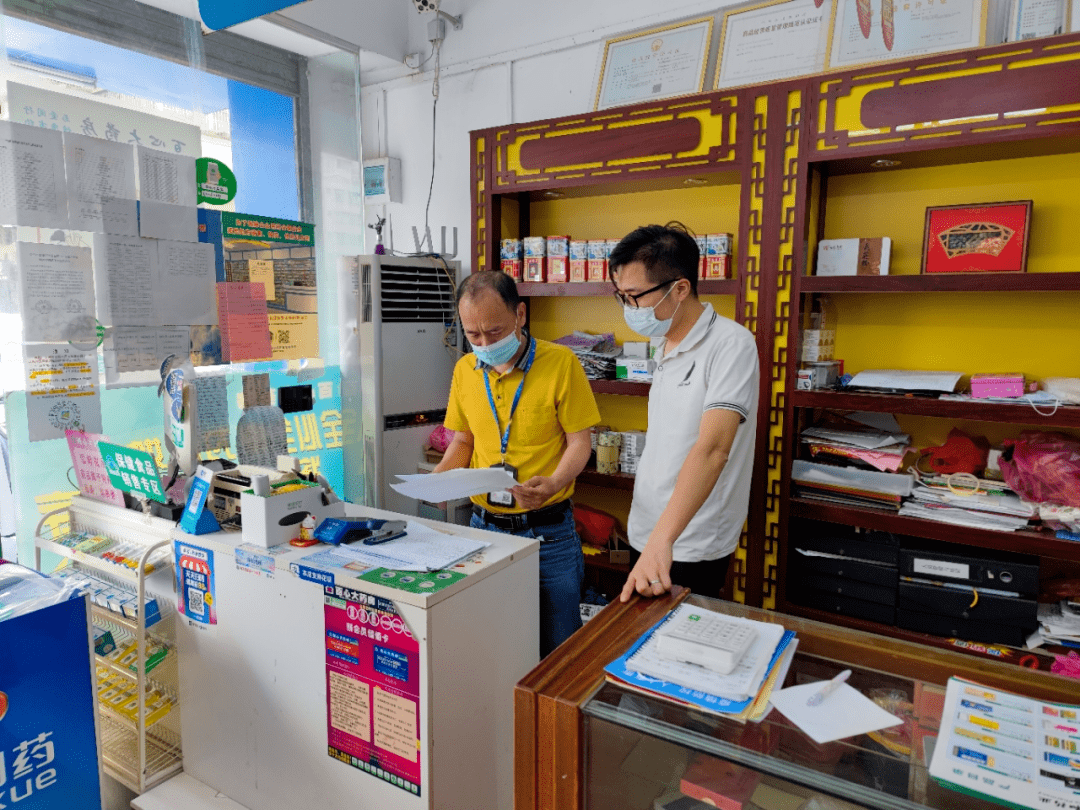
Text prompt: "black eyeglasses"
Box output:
[[612, 279, 678, 309]]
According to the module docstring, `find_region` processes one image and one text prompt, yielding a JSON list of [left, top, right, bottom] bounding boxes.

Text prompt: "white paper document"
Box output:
[[792, 460, 914, 498], [93, 234, 157, 326], [769, 681, 902, 744], [24, 344, 102, 442], [104, 326, 191, 377], [390, 467, 519, 502], [801, 425, 909, 450], [17, 242, 96, 343], [0, 122, 69, 229], [156, 240, 217, 324], [299, 522, 490, 574], [847, 369, 963, 393], [194, 375, 230, 452], [235, 406, 288, 467], [140, 201, 199, 242], [64, 132, 137, 234], [137, 146, 196, 206]]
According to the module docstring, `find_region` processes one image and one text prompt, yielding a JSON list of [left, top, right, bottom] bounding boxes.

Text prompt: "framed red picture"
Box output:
[[921, 201, 1032, 274]]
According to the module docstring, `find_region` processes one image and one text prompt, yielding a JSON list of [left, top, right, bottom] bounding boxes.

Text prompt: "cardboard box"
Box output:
[[547, 236, 569, 282], [241, 480, 343, 548], [616, 358, 655, 381], [569, 240, 588, 282], [705, 233, 733, 279], [970, 373, 1024, 399], [622, 341, 649, 358], [801, 328, 835, 362], [500, 240, 523, 280], [587, 240, 608, 281], [695, 235, 708, 279], [816, 237, 891, 276]]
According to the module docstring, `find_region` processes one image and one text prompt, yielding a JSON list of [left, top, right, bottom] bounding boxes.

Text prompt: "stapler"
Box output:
[[315, 518, 407, 546]]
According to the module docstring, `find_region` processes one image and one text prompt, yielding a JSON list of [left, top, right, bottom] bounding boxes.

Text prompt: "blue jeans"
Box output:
[[470, 505, 584, 658]]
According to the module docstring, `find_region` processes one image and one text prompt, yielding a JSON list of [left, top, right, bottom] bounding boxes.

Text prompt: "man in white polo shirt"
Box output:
[[609, 223, 759, 601]]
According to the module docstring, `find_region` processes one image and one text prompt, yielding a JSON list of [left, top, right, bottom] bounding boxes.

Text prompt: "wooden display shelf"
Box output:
[[790, 389, 1080, 428], [577, 469, 636, 491], [590, 379, 650, 396], [789, 497, 1080, 563], [519, 279, 738, 297], [800, 272, 1080, 294]]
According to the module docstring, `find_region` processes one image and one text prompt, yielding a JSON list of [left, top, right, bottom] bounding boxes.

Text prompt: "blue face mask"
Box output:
[[623, 285, 681, 338], [472, 329, 521, 367]]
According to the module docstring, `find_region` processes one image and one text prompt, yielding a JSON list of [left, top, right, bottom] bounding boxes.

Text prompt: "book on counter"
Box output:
[[604, 604, 797, 723]]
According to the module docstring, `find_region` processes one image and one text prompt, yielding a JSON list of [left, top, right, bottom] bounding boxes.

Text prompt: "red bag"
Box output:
[[573, 504, 618, 548], [427, 425, 453, 453], [999, 431, 1080, 508]]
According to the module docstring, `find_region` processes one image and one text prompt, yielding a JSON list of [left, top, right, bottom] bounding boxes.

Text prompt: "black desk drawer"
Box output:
[[896, 610, 1032, 648], [898, 548, 1039, 597], [897, 581, 1037, 627], [802, 572, 897, 606], [789, 586, 896, 626], [792, 532, 899, 566], [792, 551, 898, 588]]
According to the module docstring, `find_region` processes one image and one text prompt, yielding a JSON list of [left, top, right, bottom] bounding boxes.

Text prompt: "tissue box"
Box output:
[[816, 237, 891, 276], [971, 373, 1025, 399], [241, 480, 339, 548]]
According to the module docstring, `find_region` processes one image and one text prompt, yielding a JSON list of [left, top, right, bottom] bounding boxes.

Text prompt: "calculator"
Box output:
[[655, 611, 757, 674]]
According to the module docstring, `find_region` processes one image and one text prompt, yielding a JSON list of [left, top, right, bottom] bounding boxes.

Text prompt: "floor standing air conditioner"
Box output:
[[339, 254, 460, 514]]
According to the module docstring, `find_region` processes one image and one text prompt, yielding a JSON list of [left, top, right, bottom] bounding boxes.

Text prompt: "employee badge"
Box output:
[[488, 462, 518, 508]]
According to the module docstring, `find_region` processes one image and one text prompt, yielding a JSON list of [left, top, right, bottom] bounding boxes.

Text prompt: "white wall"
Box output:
[[361, 0, 743, 273]]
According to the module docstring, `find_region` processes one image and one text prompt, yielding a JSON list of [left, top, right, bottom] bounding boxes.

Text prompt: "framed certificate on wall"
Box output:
[[827, 0, 987, 71], [715, 0, 832, 90], [594, 17, 713, 110]]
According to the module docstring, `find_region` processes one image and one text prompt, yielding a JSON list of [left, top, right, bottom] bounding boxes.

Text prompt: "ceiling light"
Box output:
[[682, 177, 708, 186], [870, 159, 901, 168]]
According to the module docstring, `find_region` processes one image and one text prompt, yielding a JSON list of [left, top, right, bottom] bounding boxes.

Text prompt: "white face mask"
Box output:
[[622, 284, 681, 338], [471, 328, 521, 367]]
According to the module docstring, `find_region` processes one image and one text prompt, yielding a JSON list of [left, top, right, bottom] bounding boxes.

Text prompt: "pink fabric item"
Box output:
[[1051, 651, 1080, 680], [427, 425, 453, 453], [1000, 431, 1080, 508]]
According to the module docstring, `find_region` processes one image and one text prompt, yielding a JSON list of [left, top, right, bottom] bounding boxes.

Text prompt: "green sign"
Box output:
[[97, 441, 168, 503], [357, 568, 466, 595], [196, 157, 237, 205], [221, 212, 314, 245]]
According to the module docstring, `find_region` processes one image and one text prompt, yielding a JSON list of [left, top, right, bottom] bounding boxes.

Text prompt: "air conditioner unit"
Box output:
[[339, 254, 460, 514]]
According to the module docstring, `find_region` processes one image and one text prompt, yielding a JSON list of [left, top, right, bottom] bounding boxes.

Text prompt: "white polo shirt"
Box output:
[[628, 303, 759, 562]]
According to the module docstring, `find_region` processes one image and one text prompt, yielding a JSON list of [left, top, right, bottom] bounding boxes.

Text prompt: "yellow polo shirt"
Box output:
[[443, 336, 601, 514]]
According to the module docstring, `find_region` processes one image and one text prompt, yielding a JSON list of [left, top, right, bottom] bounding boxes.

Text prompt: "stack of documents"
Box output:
[[604, 604, 798, 722], [801, 412, 911, 473], [297, 522, 490, 576], [899, 482, 1036, 532], [846, 369, 963, 395], [553, 331, 619, 380], [1028, 601, 1080, 648], [792, 460, 914, 511], [390, 467, 518, 502]]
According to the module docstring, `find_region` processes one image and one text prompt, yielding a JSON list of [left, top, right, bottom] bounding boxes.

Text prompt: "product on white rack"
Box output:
[[655, 609, 758, 675]]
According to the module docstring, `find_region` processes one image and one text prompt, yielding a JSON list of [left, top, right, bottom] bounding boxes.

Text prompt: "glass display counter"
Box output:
[[517, 591, 1079, 810]]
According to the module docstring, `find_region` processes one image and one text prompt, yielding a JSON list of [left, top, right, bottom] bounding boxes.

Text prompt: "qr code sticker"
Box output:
[[188, 586, 205, 616]]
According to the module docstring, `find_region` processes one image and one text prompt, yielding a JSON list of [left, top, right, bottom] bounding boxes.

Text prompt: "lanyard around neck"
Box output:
[[484, 336, 536, 460]]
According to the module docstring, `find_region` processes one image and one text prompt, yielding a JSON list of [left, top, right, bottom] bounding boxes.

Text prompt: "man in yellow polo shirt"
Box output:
[[435, 271, 600, 657]]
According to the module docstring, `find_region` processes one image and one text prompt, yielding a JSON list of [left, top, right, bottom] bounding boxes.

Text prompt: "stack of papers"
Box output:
[[1028, 601, 1080, 648], [899, 483, 1036, 532], [792, 460, 914, 511], [604, 605, 798, 722], [802, 412, 911, 473], [553, 331, 619, 380], [847, 369, 963, 394], [296, 522, 490, 575], [390, 467, 518, 502]]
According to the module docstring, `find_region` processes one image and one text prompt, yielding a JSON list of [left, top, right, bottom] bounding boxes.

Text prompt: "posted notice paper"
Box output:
[[137, 146, 198, 242], [63, 131, 137, 235], [17, 242, 96, 343], [0, 121, 69, 229], [25, 345, 102, 442]]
